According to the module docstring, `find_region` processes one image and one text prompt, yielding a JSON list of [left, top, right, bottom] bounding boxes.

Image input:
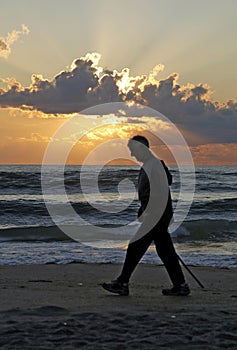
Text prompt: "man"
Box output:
[[102, 135, 190, 296]]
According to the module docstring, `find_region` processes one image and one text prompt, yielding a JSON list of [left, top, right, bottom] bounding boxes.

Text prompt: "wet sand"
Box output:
[[0, 263, 236, 349]]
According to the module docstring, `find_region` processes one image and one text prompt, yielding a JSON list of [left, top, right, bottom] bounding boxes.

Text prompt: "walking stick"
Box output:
[[177, 254, 205, 289]]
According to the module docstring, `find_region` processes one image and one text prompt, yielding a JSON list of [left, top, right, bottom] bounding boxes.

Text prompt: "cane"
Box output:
[[177, 254, 205, 289]]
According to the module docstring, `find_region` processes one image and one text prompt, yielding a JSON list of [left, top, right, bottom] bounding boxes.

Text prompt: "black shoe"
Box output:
[[162, 283, 190, 296], [102, 280, 129, 296]]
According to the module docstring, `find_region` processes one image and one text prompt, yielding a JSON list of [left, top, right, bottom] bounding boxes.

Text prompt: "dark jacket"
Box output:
[[137, 158, 173, 222]]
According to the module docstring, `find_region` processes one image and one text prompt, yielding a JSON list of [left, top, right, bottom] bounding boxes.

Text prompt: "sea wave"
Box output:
[[0, 226, 72, 243], [175, 219, 237, 241], [1, 219, 236, 243], [190, 198, 237, 213]]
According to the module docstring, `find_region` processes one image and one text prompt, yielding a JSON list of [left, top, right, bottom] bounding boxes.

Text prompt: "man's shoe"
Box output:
[[102, 280, 129, 296], [162, 283, 190, 296]]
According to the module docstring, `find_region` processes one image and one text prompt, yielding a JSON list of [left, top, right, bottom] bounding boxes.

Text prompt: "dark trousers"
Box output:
[[117, 216, 185, 287]]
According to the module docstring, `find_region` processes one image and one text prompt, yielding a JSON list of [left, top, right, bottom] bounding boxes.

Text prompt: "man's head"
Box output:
[[128, 135, 150, 162]]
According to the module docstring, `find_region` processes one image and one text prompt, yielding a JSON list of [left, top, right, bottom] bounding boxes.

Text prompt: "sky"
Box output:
[[0, 0, 237, 165]]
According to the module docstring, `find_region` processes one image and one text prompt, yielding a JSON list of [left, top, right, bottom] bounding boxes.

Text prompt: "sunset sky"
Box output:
[[0, 0, 236, 165]]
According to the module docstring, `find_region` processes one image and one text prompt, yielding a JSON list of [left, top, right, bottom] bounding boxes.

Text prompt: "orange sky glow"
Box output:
[[1, 109, 236, 166]]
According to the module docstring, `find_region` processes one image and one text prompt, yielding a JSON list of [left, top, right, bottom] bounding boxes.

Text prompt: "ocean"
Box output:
[[0, 165, 237, 267]]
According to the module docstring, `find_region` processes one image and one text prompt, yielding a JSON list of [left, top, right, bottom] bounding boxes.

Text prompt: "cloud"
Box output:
[[190, 143, 237, 166], [0, 52, 236, 145], [0, 24, 29, 59]]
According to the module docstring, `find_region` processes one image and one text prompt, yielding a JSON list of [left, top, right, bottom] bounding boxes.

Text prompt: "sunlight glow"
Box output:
[[116, 68, 133, 94]]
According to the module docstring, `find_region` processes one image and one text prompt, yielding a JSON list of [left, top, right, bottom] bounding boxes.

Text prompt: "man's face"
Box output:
[[128, 141, 147, 162]]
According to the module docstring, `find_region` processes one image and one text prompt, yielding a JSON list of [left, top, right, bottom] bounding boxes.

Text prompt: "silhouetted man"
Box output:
[[102, 135, 190, 296]]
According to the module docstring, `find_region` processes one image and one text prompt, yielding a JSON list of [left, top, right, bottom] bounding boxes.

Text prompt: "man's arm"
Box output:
[[137, 167, 150, 220]]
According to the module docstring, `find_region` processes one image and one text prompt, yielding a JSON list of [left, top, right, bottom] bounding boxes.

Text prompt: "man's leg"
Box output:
[[117, 232, 153, 283], [101, 232, 153, 295], [153, 226, 185, 287]]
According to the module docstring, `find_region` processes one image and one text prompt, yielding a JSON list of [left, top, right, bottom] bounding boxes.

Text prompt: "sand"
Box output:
[[0, 263, 237, 349]]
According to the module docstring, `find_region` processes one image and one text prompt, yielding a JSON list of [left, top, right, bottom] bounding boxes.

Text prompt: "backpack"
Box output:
[[161, 160, 172, 186]]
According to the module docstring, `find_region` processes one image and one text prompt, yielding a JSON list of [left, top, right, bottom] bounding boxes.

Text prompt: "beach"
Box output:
[[0, 263, 236, 349]]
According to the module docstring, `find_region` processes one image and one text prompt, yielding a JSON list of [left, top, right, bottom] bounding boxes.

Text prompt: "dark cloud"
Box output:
[[0, 53, 236, 144], [0, 54, 123, 113]]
